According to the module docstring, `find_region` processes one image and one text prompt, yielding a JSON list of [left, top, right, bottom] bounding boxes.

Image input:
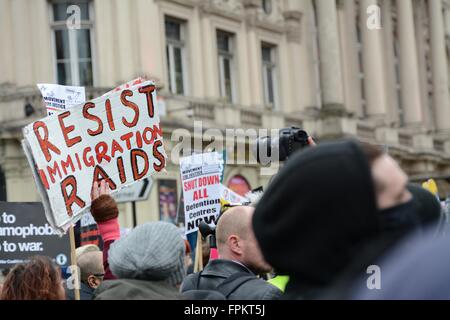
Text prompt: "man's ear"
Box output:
[[87, 275, 97, 288], [228, 235, 243, 256]]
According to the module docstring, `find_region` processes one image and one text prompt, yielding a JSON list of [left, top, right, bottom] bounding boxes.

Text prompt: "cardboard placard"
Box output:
[[23, 80, 167, 233], [180, 152, 223, 235]]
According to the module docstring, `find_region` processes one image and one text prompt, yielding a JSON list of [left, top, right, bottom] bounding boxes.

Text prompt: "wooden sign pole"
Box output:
[[69, 225, 80, 300]]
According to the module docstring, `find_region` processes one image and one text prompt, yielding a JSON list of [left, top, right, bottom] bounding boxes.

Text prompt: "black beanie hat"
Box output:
[[252, 140, 381, 286]]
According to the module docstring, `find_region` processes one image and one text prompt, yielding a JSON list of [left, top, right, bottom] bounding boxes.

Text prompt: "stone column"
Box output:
[[338, 0, 364, 117], [429, 0, 450, 131], [360, 0, 389, 119], [396, 0, 423, 126], [315, 0, 345, 110]]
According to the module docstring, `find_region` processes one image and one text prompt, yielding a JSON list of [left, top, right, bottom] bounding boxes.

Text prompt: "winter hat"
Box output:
[[108, 221, 186, 286]]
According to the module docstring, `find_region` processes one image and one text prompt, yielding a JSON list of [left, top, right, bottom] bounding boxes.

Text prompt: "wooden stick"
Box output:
[[193, 230, 203, 273], [69, 225, 80, 301]]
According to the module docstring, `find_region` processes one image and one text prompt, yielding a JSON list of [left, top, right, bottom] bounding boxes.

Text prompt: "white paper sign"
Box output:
[[23, 80, 166, 233], [180, 152, 223, 235], [37, 84, 86, 116], [220, 184, 249, 204]]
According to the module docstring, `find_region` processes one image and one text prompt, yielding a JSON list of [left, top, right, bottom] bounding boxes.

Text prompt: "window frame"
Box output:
[[165, 16, 188, 96], [216, 29, 237, 104], [261, 43, 279, 109]]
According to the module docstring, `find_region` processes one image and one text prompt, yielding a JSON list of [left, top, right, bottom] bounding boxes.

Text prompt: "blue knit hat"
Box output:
[[108, 222, 186, 286]]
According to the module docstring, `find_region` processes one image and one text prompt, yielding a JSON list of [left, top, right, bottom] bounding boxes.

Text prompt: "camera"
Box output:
[[253, 127, 310, 164]]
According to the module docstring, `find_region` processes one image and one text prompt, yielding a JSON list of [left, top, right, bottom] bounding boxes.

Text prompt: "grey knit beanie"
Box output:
[[108, 221, 186, 286]]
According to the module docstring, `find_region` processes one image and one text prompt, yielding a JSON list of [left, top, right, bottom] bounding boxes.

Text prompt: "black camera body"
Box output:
[[278, 127, 309, 161], [254, 127, 310, 163]]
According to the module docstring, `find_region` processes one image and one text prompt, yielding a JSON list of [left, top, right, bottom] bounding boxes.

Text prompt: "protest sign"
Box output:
[[103, 77, 145, 96], [0, 202, 71, 269], [37, 84, 85, 116], [180, 152, 223, 235], [23, 80, 167, 233], [220, 184, 249, 204]]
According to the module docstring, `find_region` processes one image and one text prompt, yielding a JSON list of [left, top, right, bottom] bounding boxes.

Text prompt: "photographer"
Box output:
[[181, 206, 282, 300]]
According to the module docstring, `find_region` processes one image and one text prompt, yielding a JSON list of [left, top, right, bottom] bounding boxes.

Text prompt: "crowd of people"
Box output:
[[0, 138, 449, 300]]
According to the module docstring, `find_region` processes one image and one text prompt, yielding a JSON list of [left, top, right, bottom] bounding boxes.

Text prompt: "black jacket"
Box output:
[[66, 282, 94, 300], [181, 259, 282, 300]]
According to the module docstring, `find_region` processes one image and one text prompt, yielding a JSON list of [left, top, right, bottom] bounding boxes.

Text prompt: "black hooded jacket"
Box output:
[[252, 140, 383, 299]]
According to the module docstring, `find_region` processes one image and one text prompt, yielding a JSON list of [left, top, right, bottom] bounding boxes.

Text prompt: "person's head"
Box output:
[[77, 251, 104, 289], [216, 206, 272, 275], [75, 244, 100, 261], [0, 256, 65, 300], [108, 221, 185, 287], [253, 140, 381, 286], [360, 143, 412, 210]]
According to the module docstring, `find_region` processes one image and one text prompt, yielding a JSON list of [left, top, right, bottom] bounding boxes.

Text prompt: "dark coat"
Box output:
[[93, 279, 184, 300], [351, 228, 450, 300], [181, 259, 282, 300], [66, 282, 95, 300]]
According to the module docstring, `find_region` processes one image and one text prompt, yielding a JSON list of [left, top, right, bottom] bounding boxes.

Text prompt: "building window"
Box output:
[[262, 0, 272, 15], [261, 43, 278, 109], [165, 17, 187, 95], [217, 30, 236, 103], [51, 1, 94, 86]]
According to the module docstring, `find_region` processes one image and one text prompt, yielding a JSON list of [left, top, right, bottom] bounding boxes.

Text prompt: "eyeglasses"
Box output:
[[92, 273, 105, 278]]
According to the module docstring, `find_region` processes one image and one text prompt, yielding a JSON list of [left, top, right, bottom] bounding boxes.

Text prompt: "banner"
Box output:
[[180, 152, 223, 235], [22, 80, 167, 233], [37, 84, 85, 116], [0, 202, 71, 268]]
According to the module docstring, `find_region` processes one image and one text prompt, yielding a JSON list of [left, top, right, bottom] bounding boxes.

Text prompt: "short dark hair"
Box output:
[[359, 142, 384, 165]]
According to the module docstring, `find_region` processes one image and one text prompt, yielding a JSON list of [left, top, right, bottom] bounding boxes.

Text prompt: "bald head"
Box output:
[[215, 206, 272, 274], [216, 206, 254, 248], [77, 251, 104, 283]]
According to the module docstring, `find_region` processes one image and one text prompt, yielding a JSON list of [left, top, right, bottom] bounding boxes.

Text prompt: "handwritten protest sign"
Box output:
[[37, 84, 85, 116], [180, 152, 223, 235], [103, 77, 145, 97], [23, 80, 167, 233], [0, 202, 71, 268]]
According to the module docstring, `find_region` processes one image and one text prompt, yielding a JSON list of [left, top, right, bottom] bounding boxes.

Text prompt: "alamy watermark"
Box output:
[[66, 5, 81, 30], [366, 265, 381, 290], [367, 5, 381, 30], [170, 121, 281, 176]]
